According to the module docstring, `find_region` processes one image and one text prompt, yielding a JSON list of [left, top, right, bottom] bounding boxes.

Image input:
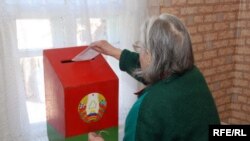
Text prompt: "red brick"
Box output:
[[231, 111, 247, 120], [248, 21, 250, 27], [194, 15, 203, 23], [231, 103, 241, 110], [220, 112, 230, 122], [191, 34, 203, 43], [239, 2, 248, 10], [227, 87, 243, 94], [203, 50, 217, 59], [172, 0, 187, 6], [240, 29, 250, 37], [228, 39, 236, 46], [194, 52, 203, 61], [233, 79, 249, 87], [239, 12, 250, 20], [235, 39, 246, 46], [220, 80, 233, 88], [205, 0, 218, 4], [223, 12, 237, 21], [229, 118, 242, 124], [231, 93, 239, 103], [197, 60, 212, 69], [204, 33, 218, 41], [198, 6, 213, 13], [229, 22, 237, 29], [217, 95, 231, 105], [213, 40, 228, 48], [187, 26, 197, 34], [217, 13, 224, 22], [186, 16, 194, 25], [209, 82, 221, 91], [212, 57, 226, 66], [202, 68, 217, 76], [238, 96, 248, 104], [216, 64, 234, 73], [235, 47, 250, 55], [244, 73, 250, 80], [204, 14, 217, 22], [220, 0, 240, 2], [212, 73, 228, 81], [231, 93, 238, 102], [180, 7, 198, 15], [218, 47, 234, 56], [188, 0, 204, 4], [214, 23, 229, 30], [234, 55, 244, 62], [193, 43, 205, 52], [218, 30, 235, 39], [226, 55, 233, 63], [218, 105, 228, 113], [204, 41, 212, 50], [246, 39, 250, 45], [230, 21, 247, 29], [235, 64, 250, 71], [234, 71, 244, 79], [214, 4, 239, 12], [245, 56, 250, 63], [229, 39, 246, 46], [243, 89, 250, 95], [242, 105, 250, 112], [198, 24, 213, 32], [213, 90, 226, 98]]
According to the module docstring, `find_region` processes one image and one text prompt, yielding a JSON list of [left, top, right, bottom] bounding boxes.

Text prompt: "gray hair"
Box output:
[[135, 13, 194, 84]]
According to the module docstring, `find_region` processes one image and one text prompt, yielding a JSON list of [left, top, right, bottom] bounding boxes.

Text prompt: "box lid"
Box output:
[[43, 46, 118, 88]]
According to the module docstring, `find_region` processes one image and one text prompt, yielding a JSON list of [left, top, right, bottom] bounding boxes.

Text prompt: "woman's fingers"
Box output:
[[89, 40, 122, 60], [89, 40, 113, 55], [88, 132, 104, 141]]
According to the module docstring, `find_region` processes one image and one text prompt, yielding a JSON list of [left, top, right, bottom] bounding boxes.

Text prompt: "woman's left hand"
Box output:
[[88, 132, 104, 141]]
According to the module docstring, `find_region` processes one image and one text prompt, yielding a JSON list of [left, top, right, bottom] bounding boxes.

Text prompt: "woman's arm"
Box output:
[[90, 40, 146, 84]]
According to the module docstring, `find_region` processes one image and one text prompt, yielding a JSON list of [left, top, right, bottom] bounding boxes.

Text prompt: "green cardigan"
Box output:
[[119, 49, 220, 141]]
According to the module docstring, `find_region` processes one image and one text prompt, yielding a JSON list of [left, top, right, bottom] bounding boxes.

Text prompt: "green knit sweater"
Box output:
[[119, 49, 220, 141]]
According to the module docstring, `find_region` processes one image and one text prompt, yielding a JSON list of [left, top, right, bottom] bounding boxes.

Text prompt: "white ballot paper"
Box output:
[[72, 46, 100, 61]]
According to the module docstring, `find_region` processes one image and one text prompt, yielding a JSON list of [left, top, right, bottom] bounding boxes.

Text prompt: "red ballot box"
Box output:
[[43, 46, 118, 141]]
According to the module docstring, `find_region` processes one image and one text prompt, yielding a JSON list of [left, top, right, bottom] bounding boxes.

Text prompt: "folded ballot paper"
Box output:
[[72, 46, 100, 61]]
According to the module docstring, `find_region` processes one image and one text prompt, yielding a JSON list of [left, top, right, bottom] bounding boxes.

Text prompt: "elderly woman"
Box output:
[[88, 14, 220, 141]]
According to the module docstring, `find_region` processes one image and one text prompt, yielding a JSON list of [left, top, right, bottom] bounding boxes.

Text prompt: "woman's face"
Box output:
[[133, 41, 151, 71], [139, 49, 151, 71]]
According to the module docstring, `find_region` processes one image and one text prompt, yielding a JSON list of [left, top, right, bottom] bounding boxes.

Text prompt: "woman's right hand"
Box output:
[[89, 40, 122, 60]]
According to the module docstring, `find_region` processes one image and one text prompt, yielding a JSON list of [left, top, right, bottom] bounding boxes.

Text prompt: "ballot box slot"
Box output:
[[61, 59, 74, 63], [61, 58, 95, 64]]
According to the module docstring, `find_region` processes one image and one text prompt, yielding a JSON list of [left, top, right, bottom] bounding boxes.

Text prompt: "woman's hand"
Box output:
[[88, 132, 104, 141], [89, 40, 122, 60]]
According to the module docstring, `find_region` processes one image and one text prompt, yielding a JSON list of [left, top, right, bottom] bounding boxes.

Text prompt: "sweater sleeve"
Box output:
[[119, 49, 147, 84]]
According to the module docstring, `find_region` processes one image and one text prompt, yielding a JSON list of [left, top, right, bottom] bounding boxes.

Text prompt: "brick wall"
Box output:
[[231, 0, 250, 123], [148, 0, 249, 124]]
